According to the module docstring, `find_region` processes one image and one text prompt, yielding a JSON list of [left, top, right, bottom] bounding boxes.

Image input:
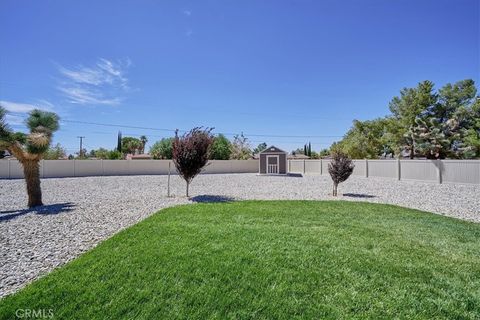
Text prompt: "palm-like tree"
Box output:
[[140, 135, 148, 154], [0, 106, 59, 207]]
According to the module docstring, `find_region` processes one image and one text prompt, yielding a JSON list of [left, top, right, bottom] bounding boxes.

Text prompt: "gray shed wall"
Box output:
[[259, 153, 287, 174]]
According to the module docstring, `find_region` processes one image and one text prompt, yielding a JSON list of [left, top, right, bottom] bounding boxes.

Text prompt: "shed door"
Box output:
[[267, 155, 279, 174]]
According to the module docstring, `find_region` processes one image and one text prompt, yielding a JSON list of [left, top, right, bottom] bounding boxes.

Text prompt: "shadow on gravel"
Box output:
[[190, 195, 236, 203], [0, 202, 75, 222], [343, 193, 376, 199]]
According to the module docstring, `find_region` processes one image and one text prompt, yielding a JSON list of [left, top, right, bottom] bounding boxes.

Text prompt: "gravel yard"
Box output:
[[1, 173, 479, 298]]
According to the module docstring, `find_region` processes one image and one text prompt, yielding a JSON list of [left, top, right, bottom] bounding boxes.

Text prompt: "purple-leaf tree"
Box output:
[[328, 151, 355, 196], [173, 127, 214, 197]]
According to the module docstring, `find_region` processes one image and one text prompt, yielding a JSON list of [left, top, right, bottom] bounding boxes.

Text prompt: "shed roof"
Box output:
[[259, 146, 287, 154]]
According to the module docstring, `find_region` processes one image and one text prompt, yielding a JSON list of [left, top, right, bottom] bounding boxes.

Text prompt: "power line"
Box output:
[[58, 119, 343, 138], [7, 113, 344, 140], [88, 130, 333, 145]]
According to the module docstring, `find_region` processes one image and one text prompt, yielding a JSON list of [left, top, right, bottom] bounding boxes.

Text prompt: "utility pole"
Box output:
[[77, 136, 85, 158]]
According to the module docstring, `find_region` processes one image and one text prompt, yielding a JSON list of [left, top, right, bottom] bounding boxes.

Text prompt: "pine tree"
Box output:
[[412, 117, 450, 159]]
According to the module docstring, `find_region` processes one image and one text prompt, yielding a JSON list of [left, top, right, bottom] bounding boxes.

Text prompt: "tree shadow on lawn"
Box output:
[[342, 193, 376, 199], [190, 195, 236, 203], [0, 202, 76, 222]]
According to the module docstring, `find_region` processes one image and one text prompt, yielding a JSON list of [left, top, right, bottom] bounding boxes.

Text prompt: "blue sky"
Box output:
[[1, 0, 478, 154]]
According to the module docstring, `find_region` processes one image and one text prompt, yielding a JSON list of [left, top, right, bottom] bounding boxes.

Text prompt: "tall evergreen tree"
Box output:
[[389, 80, 437, 158], [117, 131, 122, 152], [412, 117, 450, 159]]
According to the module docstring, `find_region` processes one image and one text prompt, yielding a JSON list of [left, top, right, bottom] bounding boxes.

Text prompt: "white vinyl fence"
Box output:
[[0, 159, 259, 179], [1, 159, 479, 185], [288, 159, 480, 185]]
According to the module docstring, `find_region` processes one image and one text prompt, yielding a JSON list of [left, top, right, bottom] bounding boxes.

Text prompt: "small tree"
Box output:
[[328, 151, 354, 196], [173, 127, 214, 197], [230, 133, 251, 160], [0, 106, 59, 207]]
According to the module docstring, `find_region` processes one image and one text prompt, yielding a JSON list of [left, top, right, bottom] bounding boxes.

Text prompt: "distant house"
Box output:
[[258, 146, 288, 175], [126, 154, 152, 160], [287, 153, 310, 160]]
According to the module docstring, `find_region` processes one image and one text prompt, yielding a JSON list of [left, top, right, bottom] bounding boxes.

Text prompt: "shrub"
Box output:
[[150, 138, 174, 159], [107, 150, 123, 160], [328, 151, 354, 196], [43, 143, 67, 160], [173, 127, 214, 196], [210, 134, 232, 160]]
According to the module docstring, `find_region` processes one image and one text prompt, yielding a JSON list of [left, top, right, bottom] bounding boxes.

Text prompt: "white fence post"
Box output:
[[365, 159, 369, 178], [167, 161, 171, 197], [437, 159, 442, 184], [397, 159, 401, 180]]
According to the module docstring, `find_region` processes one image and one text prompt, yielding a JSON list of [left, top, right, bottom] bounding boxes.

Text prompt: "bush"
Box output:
[[328, 151, 354, 196], [93, 148, 110, 159], [43, 143, 67, 160], [150, 138, 174, 159], [210, 134, 232, 160], [173, 128, 214, 196], [107, 150, 123, 160]]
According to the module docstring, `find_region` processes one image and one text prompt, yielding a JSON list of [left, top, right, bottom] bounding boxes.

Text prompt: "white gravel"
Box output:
[[1, 173, 479, 298]]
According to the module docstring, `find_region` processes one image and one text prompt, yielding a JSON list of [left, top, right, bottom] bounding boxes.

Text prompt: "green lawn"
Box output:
[[1, 201, 480, 319]]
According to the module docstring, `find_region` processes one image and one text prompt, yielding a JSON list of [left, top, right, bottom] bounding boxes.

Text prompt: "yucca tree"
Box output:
[[0, 106, 59, 207]]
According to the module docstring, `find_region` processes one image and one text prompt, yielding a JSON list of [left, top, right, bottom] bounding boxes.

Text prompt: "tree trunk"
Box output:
[[23, 159, 43, 207], [186, 181, 189, 197], [409, 147, 414, 159], [333, 183, 337, 197]]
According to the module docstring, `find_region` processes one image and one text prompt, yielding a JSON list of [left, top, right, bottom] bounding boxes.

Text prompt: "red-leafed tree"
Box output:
[[173, 127, 214, 197], [328, 151, 355, 196]]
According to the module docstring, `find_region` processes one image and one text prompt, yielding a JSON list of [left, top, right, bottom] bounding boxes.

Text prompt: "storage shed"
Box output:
[[259, 146, 288, 175]]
